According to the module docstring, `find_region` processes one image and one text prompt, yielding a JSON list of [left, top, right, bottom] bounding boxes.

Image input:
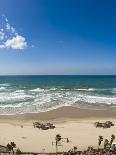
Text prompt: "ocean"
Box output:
[[0, 75, 116, 114]]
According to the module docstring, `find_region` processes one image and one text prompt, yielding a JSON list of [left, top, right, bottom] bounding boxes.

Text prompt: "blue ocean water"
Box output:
[[0, 75, 116, 114]]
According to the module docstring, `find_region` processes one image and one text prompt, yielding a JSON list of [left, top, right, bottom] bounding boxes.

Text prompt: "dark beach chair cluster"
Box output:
[[33, 122, 55, 130], [94, 121, 114, 128]]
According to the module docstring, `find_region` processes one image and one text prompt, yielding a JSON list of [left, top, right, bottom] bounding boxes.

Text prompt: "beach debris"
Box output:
[[33, 122, 55, 130], [94, 121, 114, 128]]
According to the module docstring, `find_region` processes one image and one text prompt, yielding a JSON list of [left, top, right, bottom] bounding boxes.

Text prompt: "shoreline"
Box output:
[[0, 105, 116, 122]]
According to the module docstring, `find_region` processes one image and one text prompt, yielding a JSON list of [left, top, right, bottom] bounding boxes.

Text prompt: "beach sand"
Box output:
[[0, 106, 116, 152]]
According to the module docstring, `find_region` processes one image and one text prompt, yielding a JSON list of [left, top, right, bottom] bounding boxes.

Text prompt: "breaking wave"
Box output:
[[0, 87, 7, 91], [0, 86, 115, 114], [0, 83, 10, 87]]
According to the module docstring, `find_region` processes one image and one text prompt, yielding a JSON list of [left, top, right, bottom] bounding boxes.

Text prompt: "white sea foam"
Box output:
[[75, 88, 96, 91], [31, 90, 116, 109], [112, 88, 116, 94], [0, 83, 10, 87], [15, 90, 24, 93], [0, 91, 34, 103], [75, 94, 116, 104], [49, 88, 58, 91], [29, 87, 97, 92], [76, 88, 89, 91], [0, 87, 115, 114], [29, 87, 114, 92], [87, 88, 96, 91], [0, 87, 7, 91], [30, 88, 46, 92]]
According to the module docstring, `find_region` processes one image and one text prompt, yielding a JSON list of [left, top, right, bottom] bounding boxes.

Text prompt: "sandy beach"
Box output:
[[0, 106, 116, 152], [1, 0, 116, 153]]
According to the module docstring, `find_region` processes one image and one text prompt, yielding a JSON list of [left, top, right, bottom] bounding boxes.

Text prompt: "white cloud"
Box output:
[[0, 44, 5, 48], [6, 22, 16, 34], [0, 35, 27, 49], [0, 15, 27, 50], [11, 27, 15, 33], [5, 17, 8, 22], [0, 31, 5, 40], [0, 29, 4, 32], [6, 23, 10, 30]]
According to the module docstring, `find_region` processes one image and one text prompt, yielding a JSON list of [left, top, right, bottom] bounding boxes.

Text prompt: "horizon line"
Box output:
[[0, 74, 116, 76]]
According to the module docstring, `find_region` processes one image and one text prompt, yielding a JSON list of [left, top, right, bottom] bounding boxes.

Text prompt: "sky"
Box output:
[[0, 0, 116, 75]]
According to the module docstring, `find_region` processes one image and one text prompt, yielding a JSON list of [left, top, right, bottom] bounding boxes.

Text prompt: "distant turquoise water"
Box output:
[[0, 75, 116, 114]]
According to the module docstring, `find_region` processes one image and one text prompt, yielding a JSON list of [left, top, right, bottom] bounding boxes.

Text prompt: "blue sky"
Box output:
[[0, 0, 116, 75]]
